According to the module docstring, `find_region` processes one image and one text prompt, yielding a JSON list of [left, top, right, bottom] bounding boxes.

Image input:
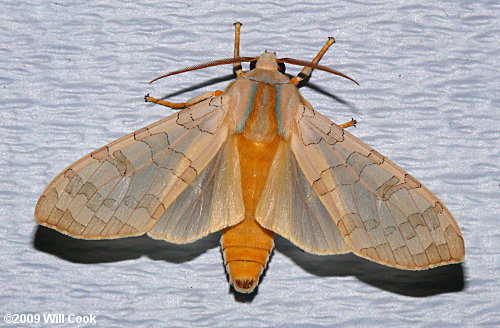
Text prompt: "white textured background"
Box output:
[[1, 1, 498, 327]]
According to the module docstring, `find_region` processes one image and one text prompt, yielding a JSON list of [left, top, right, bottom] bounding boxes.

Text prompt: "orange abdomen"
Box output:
[[220, 81, 282, 293], [221, 135, 280, 293]]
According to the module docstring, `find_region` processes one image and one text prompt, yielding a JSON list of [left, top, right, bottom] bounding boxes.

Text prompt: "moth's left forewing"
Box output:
[[148, 136, 244, 242], [291, 103, 464, 269], [35, 95, 244, 242]]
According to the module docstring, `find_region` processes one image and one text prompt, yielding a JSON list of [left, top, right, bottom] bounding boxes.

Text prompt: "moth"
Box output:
[[35, 23, 465, 294]]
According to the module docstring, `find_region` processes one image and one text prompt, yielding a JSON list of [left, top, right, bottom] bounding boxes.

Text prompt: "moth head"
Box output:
[[250, 51, 286, 73], [257, 51, 277, 68]]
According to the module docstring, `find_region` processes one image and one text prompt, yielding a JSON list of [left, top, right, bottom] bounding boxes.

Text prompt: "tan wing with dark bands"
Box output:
[[290, 104, 464, 269], [148, 137, 243, 243], [35, 96, 244, 242], [256, 141, 349, 254]]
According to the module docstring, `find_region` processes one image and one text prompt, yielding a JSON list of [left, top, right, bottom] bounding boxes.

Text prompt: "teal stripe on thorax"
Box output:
[[274, 85, 284, 136], [236, 83, 259, 133]]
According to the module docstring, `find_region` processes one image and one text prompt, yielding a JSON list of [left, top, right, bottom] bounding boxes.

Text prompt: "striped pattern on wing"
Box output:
[[35, 96, 241, 242], [290, 104, 465, 269], [256, 141, 348, 254], [148, 137, 243, 243]]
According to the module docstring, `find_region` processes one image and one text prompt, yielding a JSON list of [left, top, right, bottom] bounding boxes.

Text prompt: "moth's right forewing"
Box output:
[[291, 104, 464, 270], [255, 141, 349, 254], [35, 96, 235, 241]]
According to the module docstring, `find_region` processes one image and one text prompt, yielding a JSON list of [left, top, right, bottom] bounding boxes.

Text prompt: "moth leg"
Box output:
[[145, 90, 224, 109], [233, 22, 244, 77], [339, 118, 357, 129], [291, 37, 335, 85]]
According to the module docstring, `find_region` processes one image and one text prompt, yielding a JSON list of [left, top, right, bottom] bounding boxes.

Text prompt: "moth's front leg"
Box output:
[[145, 90, 224, 109], [339, 118, 357, 129]]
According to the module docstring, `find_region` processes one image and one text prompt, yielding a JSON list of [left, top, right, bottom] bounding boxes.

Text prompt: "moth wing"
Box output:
[[255, 142, 349, 254], [35, 96, 244, 242], [289, 104, 464, 269], [148, 136, 243, 242]]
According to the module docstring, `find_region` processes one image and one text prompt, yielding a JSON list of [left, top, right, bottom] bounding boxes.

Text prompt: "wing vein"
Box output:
[[349, 181, 381, 259], [407, 189, 439, 262], [170, 145, 223, 238]]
